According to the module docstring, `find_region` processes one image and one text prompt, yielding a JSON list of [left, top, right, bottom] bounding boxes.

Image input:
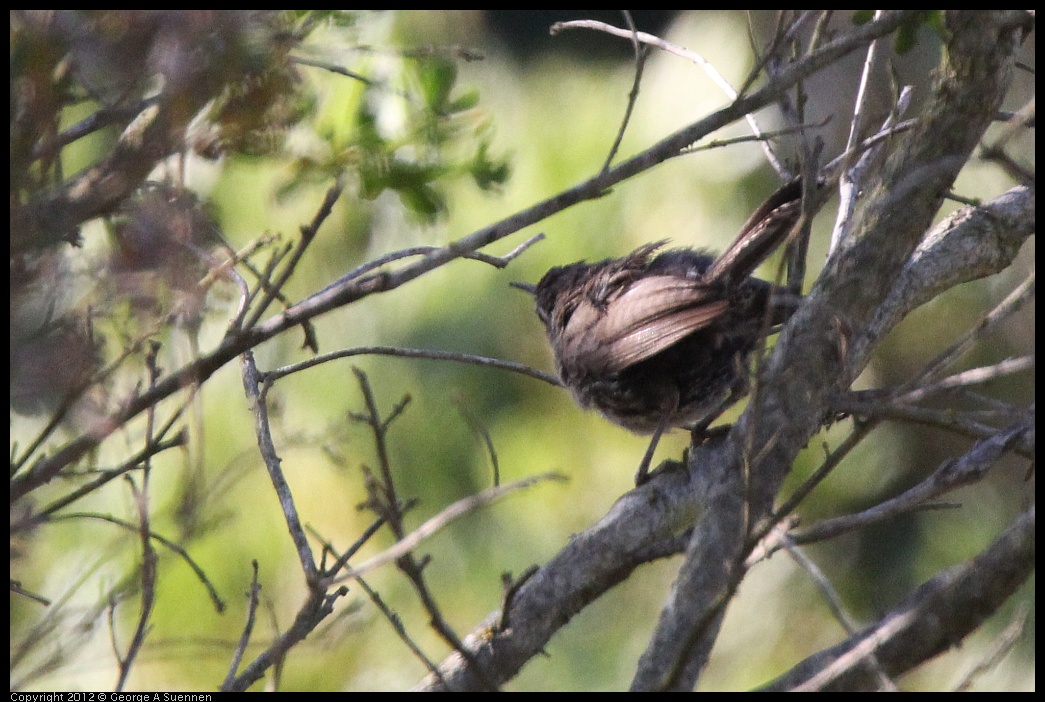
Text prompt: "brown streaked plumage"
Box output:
[[523, 179, 809, 481]]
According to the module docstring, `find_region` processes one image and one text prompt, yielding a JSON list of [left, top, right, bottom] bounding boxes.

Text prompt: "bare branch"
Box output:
[[850, 186, 1034, 376], [113, 475, 158, 691], [903, 275, 1035, 394], [348, 367, 500, 690], [12, 433, 186, 533], [554, 16, 785, 176], [952, 603, 1030, 691], [314, 232, 546, 299], [267, 345, 560, 388], [782, 538, 899, 690], [830, 86, 914, 255], [223, 560, 262, 690], [243, 179, 345, 330], [791, 412, 1033, 547], [356, 577, 446, 683], [10, 580, 52, 607], [241, 350, 318, 581], [44, 512, 225, 613], [335, 472, 567, 582], [761, 506, 1035, 691], [599, 11, 647, 172]]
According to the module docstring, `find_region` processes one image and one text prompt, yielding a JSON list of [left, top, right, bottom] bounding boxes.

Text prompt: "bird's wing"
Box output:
[[564, 276, 728, 375]]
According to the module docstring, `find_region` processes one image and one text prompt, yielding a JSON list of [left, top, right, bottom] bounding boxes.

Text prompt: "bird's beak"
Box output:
[[509, 281, 537, 295]]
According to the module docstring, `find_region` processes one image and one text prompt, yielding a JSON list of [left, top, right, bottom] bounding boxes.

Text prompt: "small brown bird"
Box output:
[[519, 179, 809, 483]]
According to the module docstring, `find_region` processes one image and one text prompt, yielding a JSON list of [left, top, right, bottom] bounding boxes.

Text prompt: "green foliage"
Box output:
[[276, 17, 510, 219], [894, 11, 946, 54], [417, 56, 459, 113]]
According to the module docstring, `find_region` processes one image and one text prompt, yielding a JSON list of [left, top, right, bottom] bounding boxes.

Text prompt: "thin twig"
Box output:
[[903, 275, 1035, 393], [791, 413, 1034, 546], [821, 115, 918, 179], [222, 580, 348, 691], [46, 512, 225, 612], [782, 537, 898, 690], [114, 343, 163, 691], [241, 350, 318, 580], [351, 368, 406, 529], [30, 96, 160, 163], [238, 239, 294, 331], [9, 580, 51, 607], [806, 10, 834, 52], [316, 516, 387, 581], [244, 179, 345, 329], [764, 418, 878, 539], [453, 394, 501, 487], [897, 356, 1034, 404], [10, 320, 176, 474], [831, 398, 1035, 459], [198, 233, 278, 329], [312, 233, 545, 300], [497, 566, 539, 631], [830, 83, 913, 255], [843, 11, 885, 171], [678, 119, 829, 157], [334, 472, 566, 583], [223, 560, 262, 690], [772, 506, 1035, 691], [267, 345, 561, 388], [114, 478, 158, 690], [356, 577, 446, 683], [979, 97, 1035, 186], [553, 18, 784, 175], [13, 432, 186, 533], [290, 55, 380, 87], [952, 602, 1029, 691], [600, 11, 647, 172], [349, 368, 499, 690]]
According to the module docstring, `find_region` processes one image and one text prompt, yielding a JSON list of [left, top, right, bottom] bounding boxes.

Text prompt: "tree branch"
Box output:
[[760, 505, 1035, 691]]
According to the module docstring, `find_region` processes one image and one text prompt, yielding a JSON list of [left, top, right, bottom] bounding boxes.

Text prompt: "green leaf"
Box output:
[[417, 57, 458, 113], [398, 182, 446, 218], [446, 88, 480, 114], [895, 11, 944, 54], [470, 142, 511, 191]]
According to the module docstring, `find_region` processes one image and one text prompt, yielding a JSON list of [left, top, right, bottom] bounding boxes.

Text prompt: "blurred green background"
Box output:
[[10, 11, 1033, 691]]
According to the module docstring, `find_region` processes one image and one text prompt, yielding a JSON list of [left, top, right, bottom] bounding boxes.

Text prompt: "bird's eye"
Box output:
[[559, 306, 574, 328]]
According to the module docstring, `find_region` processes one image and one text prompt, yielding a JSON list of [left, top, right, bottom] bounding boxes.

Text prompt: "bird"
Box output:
[[518, 178, 809, 483]]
